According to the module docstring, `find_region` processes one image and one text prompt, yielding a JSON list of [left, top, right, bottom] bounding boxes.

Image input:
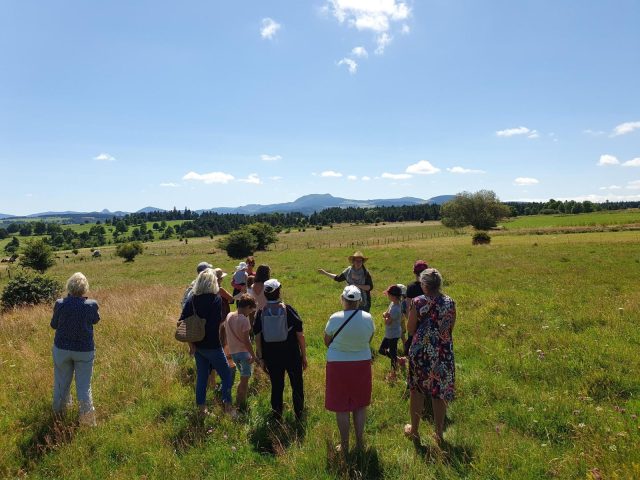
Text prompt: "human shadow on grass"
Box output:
[[325, 441, 384, 480], [411, 438, 474, 476], [248, 412, 307, 456], [158, 405, 208, 454], [17, 405, 77, 471]]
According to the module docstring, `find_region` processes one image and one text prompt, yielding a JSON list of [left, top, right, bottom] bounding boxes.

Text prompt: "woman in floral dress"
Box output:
[[404, 268, 456, 445]]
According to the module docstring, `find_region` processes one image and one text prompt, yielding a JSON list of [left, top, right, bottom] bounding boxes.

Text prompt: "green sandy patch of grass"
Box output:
[[501, 209, 640, 230]]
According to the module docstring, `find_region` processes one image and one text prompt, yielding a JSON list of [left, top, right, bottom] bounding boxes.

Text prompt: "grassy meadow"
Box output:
[[1, 221, 639, 479]]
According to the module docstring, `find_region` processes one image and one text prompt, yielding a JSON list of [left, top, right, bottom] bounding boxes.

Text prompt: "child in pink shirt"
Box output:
[[222, 294, 257, 407]]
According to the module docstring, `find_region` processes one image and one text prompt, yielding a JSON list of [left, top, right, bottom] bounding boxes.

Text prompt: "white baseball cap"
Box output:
[[264, 278, 281, 293], [342, 285, 362, 302]]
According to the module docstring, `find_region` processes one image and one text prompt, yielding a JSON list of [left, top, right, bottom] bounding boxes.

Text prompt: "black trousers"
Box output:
[[379, 337, 399, 369], [264, 355, 304, 419]]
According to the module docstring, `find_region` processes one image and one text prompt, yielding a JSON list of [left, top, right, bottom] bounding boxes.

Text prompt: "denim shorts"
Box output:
[[231, 351, 253, 377]]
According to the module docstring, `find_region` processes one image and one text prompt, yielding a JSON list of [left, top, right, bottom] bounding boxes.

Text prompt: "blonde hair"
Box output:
[[66, 272, 89, 297], [193, 268, 219, 296]]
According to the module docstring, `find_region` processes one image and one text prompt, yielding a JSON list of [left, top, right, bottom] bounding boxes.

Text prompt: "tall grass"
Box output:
[[1, 227, 639, 479]]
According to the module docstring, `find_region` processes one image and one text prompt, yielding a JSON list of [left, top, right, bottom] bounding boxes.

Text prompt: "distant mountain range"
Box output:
[[199, 193, 454, 215], [0, 194, 454, 221]]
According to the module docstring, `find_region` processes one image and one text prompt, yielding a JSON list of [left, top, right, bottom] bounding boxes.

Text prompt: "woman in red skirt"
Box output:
[[324, 285, 375, 454]]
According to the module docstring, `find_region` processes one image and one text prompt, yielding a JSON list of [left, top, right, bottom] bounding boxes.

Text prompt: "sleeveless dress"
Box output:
[[408, 293, 456, 401]]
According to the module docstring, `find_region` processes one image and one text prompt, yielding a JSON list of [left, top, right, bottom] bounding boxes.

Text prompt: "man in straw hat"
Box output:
[[318, 251, 374, 312]]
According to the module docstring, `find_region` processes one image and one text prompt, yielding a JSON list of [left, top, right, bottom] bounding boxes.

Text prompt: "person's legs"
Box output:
[[194, 350, 211, 411], [352, 407, 367, 450], [52, 346, 74, 413], [336, 412, 350, 452], [72, 350, 96, 425], [210, 348, 233, 407], [432, 398, 447, 443], [286, 359, 304, 419], [231, 352, 252, 407], [266, 360, 285, 418], [405, 389, 424, 440], [389, 338, 398, 371]]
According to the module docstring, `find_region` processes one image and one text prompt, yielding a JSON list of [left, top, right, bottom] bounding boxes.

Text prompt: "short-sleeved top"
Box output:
[[232, 270, 248, 286], [225, 312, 251, 354], [180, 293, 223, 350], [334, 266, 374, 310], [384, 302, 402, 339], [51, 296, 100, 352], [254, 301, 303, 360], [325, 309, 375, 362]]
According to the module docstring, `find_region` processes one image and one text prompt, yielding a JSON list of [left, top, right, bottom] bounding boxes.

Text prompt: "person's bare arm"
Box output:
[[297, 332, 308, 369], [317, 268, 337, 279], [324, 333, 332, 347]]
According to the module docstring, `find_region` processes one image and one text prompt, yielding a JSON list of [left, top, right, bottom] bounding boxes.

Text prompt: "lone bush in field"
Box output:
[[441, 190, 511, 231], [245, 222, 278, 251], [1, 273, 62, 310], [116, 242, 144, 262], [217, 229, 257, 259], [21, 238, 56, 273], [4, 236, 20, 254], [472, 231, 491, 245]]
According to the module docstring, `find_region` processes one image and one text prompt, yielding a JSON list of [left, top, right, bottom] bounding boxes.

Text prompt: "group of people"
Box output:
[[49, 250, 456, 452]]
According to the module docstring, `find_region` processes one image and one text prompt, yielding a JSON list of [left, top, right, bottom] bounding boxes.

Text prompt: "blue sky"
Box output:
[[1, 0, 639, 215]]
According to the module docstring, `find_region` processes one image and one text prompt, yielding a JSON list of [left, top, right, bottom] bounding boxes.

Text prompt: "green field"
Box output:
[[1, 223, 639, 479], [501, 209, 640, 230]]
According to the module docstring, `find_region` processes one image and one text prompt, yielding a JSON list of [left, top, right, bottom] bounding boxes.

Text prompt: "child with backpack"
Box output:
[[253, 279, 308, 420]]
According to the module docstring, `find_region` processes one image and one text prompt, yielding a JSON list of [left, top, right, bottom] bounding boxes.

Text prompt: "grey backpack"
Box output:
[[261, 303, 290, 342]]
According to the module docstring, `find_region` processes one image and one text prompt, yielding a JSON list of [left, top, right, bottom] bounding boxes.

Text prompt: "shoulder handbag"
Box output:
[[175, 297, 206, 343], [328, 309, 359, 346]]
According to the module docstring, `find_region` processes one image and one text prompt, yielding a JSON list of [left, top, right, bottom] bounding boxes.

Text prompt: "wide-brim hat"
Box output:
[[348, 251, 369, 263]]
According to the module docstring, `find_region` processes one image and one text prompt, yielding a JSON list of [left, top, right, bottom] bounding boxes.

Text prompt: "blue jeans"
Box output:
[[195, 348, 232, 405], [52, 345, 95, 414]]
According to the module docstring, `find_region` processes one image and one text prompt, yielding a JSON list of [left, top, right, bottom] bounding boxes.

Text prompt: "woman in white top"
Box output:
[[324, 285, 375, 454]]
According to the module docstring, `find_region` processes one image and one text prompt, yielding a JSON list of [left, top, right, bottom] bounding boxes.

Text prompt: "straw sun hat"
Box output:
[[348, 251, 369, 263]]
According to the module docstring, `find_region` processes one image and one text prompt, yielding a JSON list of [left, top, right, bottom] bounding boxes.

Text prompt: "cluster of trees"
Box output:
[[216, 223, 278, 259], [506, 199, 640, 216]]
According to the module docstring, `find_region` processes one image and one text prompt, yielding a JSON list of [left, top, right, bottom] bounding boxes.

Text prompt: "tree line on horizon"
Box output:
[[2, 198, 639, 254]]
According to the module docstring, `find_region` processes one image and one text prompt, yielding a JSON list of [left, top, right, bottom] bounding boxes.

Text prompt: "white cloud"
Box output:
[[328, 0, 410, 31], [238, 173, 262, 185], [159, 182, 180, 188], [447, 166, 486, 174], [321, 170, 343, 177], [401, 24, 410, 34], [382, 172, 412, 180], [622, 157, 640, 167], [584, 129, 605, 136], [599, 185, 622, 190], [597, 154, 619, 166], [514, 177, 539, 186], [406, 160, 440, 175], [94, 153, 115, 161], [260, 18, 281, 40], [628, 180, 640, 190], [183, 171, 235, 184], [527, 131, 540, 139], [375, 32, 392, 55], [269, 176, 283, 181], [337, 58, 358, 74], [347, 175, 358, 180], [611, 121, 640, 137], [362, 176, 371, 181], [261, 154, 282, 162], [496, 126, 532, 137], [351, 46, 368, 58], [25, 193, 33, 197]]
